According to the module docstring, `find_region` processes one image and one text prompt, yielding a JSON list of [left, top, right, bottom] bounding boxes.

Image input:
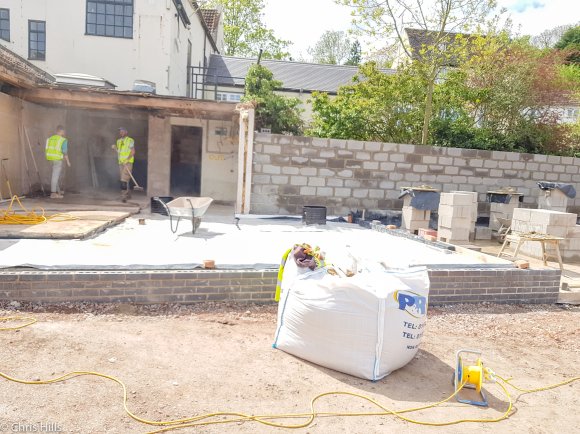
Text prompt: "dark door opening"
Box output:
[[171, 126, 202, 196]]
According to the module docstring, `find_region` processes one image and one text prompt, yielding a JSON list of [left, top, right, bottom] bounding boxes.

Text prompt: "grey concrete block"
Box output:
[[263, 144, 281, 154], [308, 177, 326, 187], [282, 166, 300, 175], [300, 186, 316, 196], [290, 176, 308, 186], [271, 176, 289, 185], [300, 167, 317, 176], [347, 140, 364, 150]]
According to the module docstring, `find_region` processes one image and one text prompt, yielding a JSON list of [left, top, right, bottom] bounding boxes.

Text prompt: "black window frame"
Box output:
[[28, 20, 46, 61], [0, 8, 9, 42], [85, 0, 134, 39]]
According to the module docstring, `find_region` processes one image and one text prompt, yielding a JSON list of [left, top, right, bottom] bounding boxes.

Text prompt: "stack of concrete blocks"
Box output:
[[511, 208, 580, 261], [451, 191, 478, 240], [489, 193, 522, 231], [538, 189, 569, 213], [401, 193, 431, 232], [437, 192, 476, 244]]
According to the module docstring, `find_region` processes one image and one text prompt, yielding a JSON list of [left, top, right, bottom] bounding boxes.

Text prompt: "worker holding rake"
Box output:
[[112, 127, 136, 202]]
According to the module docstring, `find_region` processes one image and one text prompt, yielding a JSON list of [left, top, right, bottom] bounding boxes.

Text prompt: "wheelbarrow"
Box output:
[[158, 196, 213, 234], [496, 217, 512, 244]]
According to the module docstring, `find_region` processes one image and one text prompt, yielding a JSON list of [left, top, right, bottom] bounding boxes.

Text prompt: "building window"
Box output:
[[216, 92, 242, 102], [28, 20, 46, 61], [0, 9, 10, 42], [86, 0, 134, 39]]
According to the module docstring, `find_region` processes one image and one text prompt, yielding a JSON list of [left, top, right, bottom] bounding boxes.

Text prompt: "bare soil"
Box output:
[[1, 302, 579, 434]]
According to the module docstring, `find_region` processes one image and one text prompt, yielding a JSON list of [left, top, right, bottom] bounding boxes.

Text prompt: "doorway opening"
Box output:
[[171, 126, 202, 196]]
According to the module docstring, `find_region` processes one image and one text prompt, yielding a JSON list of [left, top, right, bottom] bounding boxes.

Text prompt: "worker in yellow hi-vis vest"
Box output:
[[45, 125, 71, 199], [111, 127, 135, 202]]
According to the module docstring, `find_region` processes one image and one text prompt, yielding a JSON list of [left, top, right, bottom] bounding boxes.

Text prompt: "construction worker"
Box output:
[[45, 125, 71, 199], [111, 127, 135, 202]]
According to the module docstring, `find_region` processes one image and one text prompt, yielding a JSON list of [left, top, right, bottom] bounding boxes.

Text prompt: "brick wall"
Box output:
[[0, 267, 560, 305], [0, 270, 277, 304], [251, 133, 580, 216]]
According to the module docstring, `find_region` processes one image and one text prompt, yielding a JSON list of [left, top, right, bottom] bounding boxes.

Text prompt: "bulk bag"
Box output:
[[273, 258, 430, 381]]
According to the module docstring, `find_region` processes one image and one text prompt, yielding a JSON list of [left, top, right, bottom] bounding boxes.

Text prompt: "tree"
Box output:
[[243, 64, 304, 135], [307, 31, 353, 65], [337, 0, 501, 145], [431, 38, 575, 154], [555, 25, 580, 64], [204, 0, 291, 59], [531, 23, 576, 49], [345, 40, 362, 65], [309, 62, 426, 143], [309, 37, 578, 155]]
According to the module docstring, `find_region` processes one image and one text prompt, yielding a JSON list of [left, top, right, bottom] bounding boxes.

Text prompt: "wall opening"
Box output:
[[171, 125, 202, 196]]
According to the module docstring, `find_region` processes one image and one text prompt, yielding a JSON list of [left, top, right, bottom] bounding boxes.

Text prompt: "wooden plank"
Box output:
[[12, 87, 239, 118]]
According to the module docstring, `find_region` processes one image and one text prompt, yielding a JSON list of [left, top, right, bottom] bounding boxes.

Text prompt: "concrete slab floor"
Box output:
[[0, 203, 509, 271], [0, 192, 142, 240]]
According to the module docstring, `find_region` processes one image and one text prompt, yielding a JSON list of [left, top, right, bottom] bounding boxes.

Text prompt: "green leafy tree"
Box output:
[[345, 40, 362, 66], [309, 37, 578, 155], [205, 0, 291, 59], [555, 25, 580, 64], [431, 38, 576, 154], [309, 62, 426, 143], [307, 31, 353, 65], [243, 64, 303, 135], [336, 0, 502, 145]]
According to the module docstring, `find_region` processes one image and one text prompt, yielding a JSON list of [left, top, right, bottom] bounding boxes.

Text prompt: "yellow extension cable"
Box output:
[[0, 316, 578, 433], [0, 195, 78, 225]]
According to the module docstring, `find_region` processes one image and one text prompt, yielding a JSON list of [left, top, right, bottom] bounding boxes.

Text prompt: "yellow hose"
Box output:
[[0, 195, 78, 225], [0, 316, 578, 433]]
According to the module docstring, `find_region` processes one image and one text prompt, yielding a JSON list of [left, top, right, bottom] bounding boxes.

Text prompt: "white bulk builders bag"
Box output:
[[273, 260, 430, 381]]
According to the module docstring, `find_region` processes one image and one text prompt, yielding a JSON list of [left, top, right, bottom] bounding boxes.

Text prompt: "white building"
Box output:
[[0, 0, 223, 96]]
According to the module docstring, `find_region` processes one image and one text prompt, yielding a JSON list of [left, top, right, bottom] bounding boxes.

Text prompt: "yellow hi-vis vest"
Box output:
[[116, 136, 135, 164], [45, 135, 65, 161]]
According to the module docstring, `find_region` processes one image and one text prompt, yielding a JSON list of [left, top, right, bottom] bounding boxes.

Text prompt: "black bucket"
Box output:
[[151, 196, 174, 215], [303, 206, 327, 225]]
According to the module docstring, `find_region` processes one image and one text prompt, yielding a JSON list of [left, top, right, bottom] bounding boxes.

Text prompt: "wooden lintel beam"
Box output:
[[12, 87, 238, 118]]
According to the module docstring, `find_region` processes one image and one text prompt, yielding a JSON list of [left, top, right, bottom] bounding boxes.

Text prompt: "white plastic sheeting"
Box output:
[[273, 259, 430, 381]]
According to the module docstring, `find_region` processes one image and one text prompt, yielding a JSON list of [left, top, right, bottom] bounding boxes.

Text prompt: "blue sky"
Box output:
[[263, 0, 580, 59]]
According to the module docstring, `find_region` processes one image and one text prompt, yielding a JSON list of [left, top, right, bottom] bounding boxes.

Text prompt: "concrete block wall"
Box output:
[[251, 133, 580, 215], [538, 189, 569, 213], [511, 208, 580, 261]]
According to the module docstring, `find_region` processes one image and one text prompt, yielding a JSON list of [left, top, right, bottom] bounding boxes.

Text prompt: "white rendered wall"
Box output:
[[0, 0, 216, 96]]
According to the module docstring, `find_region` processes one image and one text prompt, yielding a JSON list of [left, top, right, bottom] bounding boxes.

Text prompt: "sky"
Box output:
[[263, 0, 580, 60]]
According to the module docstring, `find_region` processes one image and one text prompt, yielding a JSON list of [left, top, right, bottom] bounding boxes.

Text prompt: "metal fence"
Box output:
[[187, 66, 245, 101]]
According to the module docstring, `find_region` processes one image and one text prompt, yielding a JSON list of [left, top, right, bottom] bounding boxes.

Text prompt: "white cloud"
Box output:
[[262, 0, 579, 59], [498, 0, 579, 36], [505, 0, 545, 13]]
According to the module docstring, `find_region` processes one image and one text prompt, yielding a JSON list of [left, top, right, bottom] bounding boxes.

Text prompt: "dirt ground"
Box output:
[[0, 302, 578, 434]]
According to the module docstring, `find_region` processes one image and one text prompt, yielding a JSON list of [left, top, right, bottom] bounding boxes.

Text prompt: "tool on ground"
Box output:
[[22, 126, 46, 196], [0, 158, 14, 199], [157, 196, 213, 234], [453, 349, 495, 407], [18, 125, 33, 195], [124, 165, 144, 191]]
